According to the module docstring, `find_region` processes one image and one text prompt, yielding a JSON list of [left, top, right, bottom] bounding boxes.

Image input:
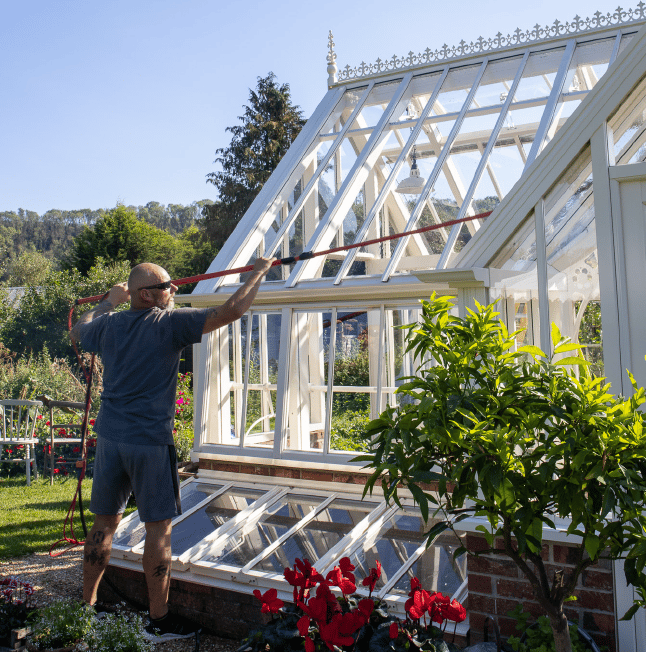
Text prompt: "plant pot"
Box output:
[[519, 621, 600, 652]]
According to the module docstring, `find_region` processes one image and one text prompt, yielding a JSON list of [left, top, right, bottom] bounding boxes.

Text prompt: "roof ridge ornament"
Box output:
[[336, 4, 646, 83], [327, 31, 338, 88]]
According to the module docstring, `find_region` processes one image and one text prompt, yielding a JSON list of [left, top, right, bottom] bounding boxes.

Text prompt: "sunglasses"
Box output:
[[140, 280, 173, 291]]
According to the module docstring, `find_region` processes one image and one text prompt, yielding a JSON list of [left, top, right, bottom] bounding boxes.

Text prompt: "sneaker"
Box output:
[[144, 612, 201, 642]]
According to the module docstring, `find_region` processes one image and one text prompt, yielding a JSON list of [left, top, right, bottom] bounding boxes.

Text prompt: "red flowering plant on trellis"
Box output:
[[239, 557, 466, 652]]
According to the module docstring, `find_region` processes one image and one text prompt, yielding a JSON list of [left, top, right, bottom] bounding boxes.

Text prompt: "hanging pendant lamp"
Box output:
[[396, 146, 426, 194]]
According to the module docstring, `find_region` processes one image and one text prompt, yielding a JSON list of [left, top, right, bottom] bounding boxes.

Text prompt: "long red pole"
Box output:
[[74, 211, 491, 305]]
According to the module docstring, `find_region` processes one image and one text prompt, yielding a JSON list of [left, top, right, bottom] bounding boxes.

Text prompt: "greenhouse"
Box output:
[[107, 7, 646, 650]]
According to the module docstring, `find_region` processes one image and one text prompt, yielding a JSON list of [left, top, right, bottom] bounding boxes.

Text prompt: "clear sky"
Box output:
[[1, 0, 638, 215]]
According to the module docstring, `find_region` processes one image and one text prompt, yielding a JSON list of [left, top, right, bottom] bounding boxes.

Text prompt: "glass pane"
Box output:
[[252, 498, 378, 573], [543, 149, 603, 373], [202, 493, 318, 567], [344, 510, 463, 595], [389, 534, 467, 597], [172, 487, 266, 557]]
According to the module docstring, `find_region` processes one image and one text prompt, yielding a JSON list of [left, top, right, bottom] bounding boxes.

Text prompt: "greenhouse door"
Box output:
[[605, 162, 646, 652]]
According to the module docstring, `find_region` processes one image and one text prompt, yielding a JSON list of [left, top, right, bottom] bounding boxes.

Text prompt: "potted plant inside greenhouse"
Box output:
[[359, 295, 646, 652]]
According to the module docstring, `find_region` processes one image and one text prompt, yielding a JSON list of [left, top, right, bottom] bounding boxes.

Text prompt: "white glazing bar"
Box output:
[[264, 84, 375, 258], [381, 59, 489, 283], [239, 313, 253, 445], [375, 306, 386, 415], [524, 40, 576, 170], [286, 73, 415, 288], [436, 52, 530, 270], [610, 31, 623, 64], [232, 320, 242, 444], [323, 308, 338, 455], [534, 200, 551, 354], [273, 308, 293, 458], [333, 67, 451, 285], [196, 86, 345, 294]]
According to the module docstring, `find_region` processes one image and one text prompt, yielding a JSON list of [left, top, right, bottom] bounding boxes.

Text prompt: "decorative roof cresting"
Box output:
[[335, 4, 646, 83]]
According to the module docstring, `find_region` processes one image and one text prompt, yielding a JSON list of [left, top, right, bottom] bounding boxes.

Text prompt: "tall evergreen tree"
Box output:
[[204, 72, 306, 250]]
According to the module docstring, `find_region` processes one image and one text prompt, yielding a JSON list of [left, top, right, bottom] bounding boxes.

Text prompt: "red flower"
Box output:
[[362, 560, 382, 593], [407, 588, 432, 620], [89, 419, 95, 426], [297, 615, 311, 636], [441, 598, 466, 623], [389, 622, 399, 639], [252, 588, 284, 614], [319, 613, 355, 651], [73, 447, 80, 453], [326, 566, 356, 595]]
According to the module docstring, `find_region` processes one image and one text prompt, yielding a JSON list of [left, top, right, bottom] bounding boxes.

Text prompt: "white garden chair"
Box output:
[[0, 399, 43, 485]]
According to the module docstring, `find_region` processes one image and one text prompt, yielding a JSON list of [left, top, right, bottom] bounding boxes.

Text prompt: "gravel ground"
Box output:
[[0, 551, 240, 652]]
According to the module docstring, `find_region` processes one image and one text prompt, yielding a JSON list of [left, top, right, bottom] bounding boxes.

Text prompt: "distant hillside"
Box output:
[[0, 200, 213, 271]]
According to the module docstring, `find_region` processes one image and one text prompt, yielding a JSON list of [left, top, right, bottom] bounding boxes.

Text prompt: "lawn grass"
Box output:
[[0, 476, 96, 558]]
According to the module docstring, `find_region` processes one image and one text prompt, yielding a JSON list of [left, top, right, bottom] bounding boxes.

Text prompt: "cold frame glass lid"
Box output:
[[171, 486, 266, 557], [250, 497, 379, 573], [200, 492, 319, 567]]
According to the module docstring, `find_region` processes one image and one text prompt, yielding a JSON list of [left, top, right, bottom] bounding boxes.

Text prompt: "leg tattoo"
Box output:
[[152, 564, 170, 578]]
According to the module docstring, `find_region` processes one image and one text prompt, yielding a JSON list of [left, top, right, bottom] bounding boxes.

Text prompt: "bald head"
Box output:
[[128, 263, 175, 310]]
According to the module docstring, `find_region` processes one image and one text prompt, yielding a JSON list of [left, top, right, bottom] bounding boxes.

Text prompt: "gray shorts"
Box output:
[[90, 437, 181, 523]]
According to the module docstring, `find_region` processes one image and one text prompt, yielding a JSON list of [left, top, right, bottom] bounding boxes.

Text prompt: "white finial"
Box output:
[[327, 31, 338, 87]]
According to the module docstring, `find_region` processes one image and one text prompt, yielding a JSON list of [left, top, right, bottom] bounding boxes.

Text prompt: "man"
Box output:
[[70, 256, 274, 640]]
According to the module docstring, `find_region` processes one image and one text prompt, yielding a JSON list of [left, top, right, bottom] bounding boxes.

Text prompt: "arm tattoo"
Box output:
[[205, 306, 220, 320]]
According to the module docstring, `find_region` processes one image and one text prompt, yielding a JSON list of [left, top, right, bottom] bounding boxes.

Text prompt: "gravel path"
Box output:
[[0, 551, 239, 652]]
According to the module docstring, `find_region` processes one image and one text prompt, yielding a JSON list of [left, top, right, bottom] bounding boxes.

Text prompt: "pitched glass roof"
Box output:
[[193, 8, 644, 297]]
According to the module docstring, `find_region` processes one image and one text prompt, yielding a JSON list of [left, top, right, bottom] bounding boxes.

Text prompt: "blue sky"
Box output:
[[1, 0, 636, 215]]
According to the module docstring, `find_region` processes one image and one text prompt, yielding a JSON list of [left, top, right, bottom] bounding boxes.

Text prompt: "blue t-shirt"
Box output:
[[78, 307, 206, 445]]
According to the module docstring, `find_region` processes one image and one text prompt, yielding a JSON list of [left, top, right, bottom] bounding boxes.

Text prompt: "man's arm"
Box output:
[[202, 257, 274, 334], [70, 282, 130, 343]]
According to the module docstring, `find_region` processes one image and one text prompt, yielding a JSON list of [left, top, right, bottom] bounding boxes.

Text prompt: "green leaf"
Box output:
[[554, 356, 590, 366], [584, 534, 600, 559], [620, 604, 641, 621], [518, 345, 546, 359]]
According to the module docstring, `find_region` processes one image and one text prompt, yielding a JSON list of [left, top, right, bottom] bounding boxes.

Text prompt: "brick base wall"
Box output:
[[97, 566, 264, 639], [466, 534, 615, 652]]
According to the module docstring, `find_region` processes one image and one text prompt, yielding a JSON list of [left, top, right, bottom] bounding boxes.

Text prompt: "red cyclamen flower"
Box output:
[[362, 560, 382, 593], [252, 588, 284, 614]]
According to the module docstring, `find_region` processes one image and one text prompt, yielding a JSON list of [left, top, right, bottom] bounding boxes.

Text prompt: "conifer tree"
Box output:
[[204, 72, 306, 250]]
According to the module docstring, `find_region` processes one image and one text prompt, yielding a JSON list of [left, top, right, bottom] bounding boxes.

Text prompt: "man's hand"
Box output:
[[252, 256, 275, 275], [106, 282, 130, 307]]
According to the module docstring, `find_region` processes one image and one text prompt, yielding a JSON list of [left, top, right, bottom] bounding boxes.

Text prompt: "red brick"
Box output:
[[301, 470, 334, 482], [468, 594, 496, 614], [582, 611, 615, 633], [466, 534, 491, 552], [239, 464, 271, 476], [498, 616, 521, 638], [210, 461, 240, 473], [574, 589, 614, 612], [332, 472, 367, 484], [469, 555, 519, 578], [468, 612, 488, 642], [552, 544, 580, 565], [468, 573, 492, 594], [581, 569, 613, 591], [496, 578, 535, 600], [270, 466, 300, 479], [496, 598, 544, 620]]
